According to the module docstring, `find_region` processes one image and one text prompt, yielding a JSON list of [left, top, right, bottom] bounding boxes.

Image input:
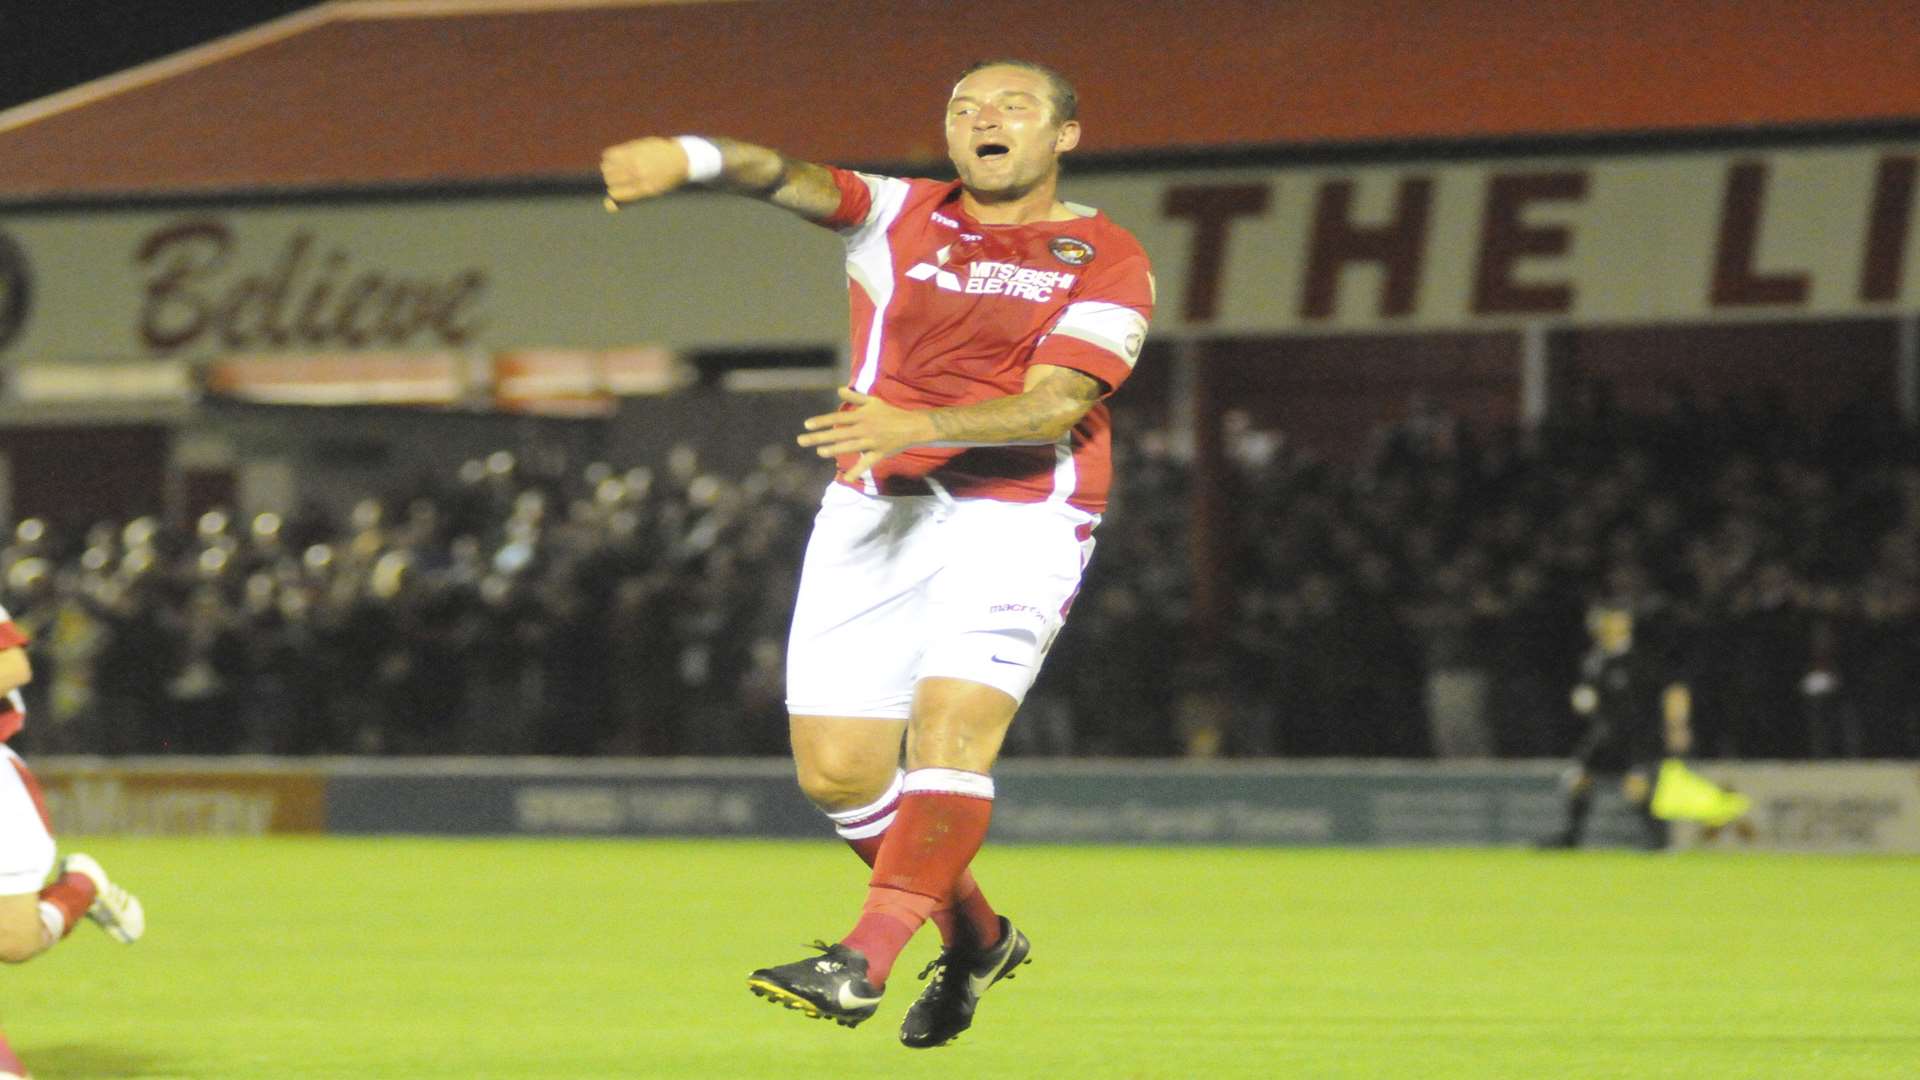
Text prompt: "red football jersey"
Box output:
[[0, 605, 28, 742], [819, 169, 1153, 513]]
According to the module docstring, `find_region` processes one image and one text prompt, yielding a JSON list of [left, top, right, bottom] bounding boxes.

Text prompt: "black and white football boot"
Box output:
[[899, 916, 1031, 1048], [747, 942, 884, 1028]]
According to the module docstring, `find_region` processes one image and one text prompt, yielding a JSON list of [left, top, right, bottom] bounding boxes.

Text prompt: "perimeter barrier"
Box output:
[[27, 757, 1920, 853]]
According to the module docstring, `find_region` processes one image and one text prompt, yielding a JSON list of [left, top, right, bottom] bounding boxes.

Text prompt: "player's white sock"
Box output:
[[828, 769, 905, 841], [36, 900, 66, 951]]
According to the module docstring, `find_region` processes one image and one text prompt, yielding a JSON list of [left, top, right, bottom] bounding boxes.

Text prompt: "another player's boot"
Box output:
[[899, 915, 1031, 1048], [746, 942, 883, 1028], [55, 853, 144, 944]]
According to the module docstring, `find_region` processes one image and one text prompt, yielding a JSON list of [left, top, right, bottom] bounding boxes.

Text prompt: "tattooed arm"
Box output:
[[796, 365, 1105, 483]]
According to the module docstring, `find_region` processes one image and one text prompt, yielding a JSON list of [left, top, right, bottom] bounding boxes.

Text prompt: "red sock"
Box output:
[[832, 770, 989, 948], [945, 872, 1003, 949], [840, 769, 994, 985], [840, 887, 938, 987], [843, 831, 884, 866], [38, 872, 95, 940], [843, 833, 998, 950]]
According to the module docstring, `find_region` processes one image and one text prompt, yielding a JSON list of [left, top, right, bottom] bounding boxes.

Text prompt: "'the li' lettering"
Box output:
[[1301, 176, 1433, 319], [1472, 171, 1586, 315], [1163, 185, 1271, 322], [1711, 162, 1810, 307]]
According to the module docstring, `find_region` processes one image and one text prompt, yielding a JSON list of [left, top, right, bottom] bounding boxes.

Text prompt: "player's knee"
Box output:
[[0, 912, 44, 964], [793, 754, 893, 812]]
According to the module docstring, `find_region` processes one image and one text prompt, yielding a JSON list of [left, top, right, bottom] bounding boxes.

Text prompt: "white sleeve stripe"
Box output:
[[1057, 301, 1147, 336], [1050, 301, 1149, 369], [1050, 323, 1138, 368]]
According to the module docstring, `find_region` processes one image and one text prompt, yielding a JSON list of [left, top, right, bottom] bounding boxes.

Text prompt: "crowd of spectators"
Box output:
[[4, 384, 1918, 761], [1180, 385, 1920, 761], [5, 445, 814, 758]]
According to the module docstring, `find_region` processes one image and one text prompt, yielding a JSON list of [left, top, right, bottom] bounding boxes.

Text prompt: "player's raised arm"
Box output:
[[599, 135, 844, 223]]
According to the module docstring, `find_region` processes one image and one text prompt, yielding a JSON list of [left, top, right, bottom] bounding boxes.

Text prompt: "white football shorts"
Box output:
[[785, 482, 1098, 719], [0, 745, 56, 896]]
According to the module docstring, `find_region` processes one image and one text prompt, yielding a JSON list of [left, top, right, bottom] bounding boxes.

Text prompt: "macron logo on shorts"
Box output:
[[988, 603, 1046, 629]]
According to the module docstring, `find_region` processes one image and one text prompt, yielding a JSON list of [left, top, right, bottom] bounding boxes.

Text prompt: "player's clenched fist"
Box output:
[[600, 137, 692, 208]]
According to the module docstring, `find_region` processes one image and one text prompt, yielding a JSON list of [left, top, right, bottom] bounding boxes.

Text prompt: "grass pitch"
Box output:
[[5, 837, 1916, 1078]]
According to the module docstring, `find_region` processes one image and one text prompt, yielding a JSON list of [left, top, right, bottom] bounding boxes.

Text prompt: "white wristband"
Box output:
[[675, 135, 724, 184]]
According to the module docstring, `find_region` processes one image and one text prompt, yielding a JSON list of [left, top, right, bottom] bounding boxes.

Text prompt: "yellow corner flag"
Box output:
[[1650, 759, 1752, 827]]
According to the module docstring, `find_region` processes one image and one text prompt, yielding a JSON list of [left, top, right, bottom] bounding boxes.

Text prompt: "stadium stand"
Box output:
[[5, 375, 1914, 762]]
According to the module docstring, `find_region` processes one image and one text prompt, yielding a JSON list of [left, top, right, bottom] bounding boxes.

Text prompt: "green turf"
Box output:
[[6, 838, 1917, 1078]]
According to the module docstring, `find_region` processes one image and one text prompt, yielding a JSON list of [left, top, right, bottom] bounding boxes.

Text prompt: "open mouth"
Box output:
[[974, 142, 1010, 159]]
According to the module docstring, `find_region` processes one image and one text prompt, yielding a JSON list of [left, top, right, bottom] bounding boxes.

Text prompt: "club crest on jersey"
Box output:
[[1048, 237, 1095, 266]]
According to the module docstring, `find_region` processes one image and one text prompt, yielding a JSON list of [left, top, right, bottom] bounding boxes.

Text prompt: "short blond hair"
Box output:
[[956, 58, 1078, 124]]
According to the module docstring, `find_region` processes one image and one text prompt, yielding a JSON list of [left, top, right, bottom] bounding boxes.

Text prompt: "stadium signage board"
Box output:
[[1, 142, 1915, 366], [33, 764, 327, 835], [33, 758, 1919, 852], [322, 761, 1662, 848], [133, 218, 489, 353], [1674, 763, 1920, 853], [1152, 154, 1917, 327]]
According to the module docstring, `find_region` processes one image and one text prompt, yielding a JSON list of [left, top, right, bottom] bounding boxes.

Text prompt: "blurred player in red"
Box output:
[[603, 59, 1153, 1046], [0, 601, 145, 1078]]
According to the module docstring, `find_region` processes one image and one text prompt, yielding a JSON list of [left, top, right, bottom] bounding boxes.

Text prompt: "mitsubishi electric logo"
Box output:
[[905, 246, 1076, 303], [0, 231, 30, 351], [904, 256, 964, 292]]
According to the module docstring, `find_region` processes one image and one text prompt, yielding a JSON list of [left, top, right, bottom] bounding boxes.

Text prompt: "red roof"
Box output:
[[2, 0, 1915, 199]]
